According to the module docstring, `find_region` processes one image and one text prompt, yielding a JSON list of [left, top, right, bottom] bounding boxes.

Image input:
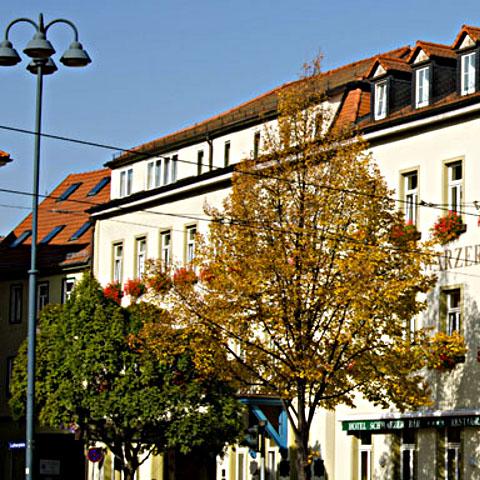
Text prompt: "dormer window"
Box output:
[[120, 168, 133, 197], [374, 81, 387, 120], [461, 52, 476, 95], [415, 66, 430, 108]]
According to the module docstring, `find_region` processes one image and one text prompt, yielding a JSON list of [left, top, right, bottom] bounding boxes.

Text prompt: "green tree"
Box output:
[[10, 275, 243, 480], [152, 64, 464, 480]]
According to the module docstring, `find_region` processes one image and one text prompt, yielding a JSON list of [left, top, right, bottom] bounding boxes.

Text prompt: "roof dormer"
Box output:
[[366, 56, 412, 120], [407, 41, 457, 109], [453, 25, 480, 96]]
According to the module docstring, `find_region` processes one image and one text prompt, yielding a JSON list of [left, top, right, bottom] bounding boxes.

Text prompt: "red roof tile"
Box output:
[[366, 56, 412, 78], [109, 47, 411, 167], [407, 41, 456, 63], [452, 25, 480, 49]]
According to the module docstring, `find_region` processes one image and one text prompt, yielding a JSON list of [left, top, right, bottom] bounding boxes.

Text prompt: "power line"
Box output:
[[1, 121, 478, 219]]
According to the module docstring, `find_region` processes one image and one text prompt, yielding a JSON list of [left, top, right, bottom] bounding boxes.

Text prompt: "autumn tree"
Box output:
[[9, 275, 244, 480], [141, 63, 464, 480]]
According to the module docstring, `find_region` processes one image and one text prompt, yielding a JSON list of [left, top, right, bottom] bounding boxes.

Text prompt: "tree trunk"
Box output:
[[294, 384, 312, 480], [123, 466, 136, 480]]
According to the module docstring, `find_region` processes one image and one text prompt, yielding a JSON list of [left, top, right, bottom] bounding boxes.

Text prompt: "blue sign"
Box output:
[[8, 442, 26, 450]]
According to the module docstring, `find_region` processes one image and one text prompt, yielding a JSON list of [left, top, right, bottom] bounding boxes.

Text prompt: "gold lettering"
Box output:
[[455, 247, 463, 268]]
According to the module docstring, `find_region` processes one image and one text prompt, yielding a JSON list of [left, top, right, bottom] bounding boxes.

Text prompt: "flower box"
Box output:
[[432, 211, 466, 245]]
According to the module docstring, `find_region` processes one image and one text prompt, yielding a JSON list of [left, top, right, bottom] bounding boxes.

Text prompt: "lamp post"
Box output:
[[0, 14, 90, 480]]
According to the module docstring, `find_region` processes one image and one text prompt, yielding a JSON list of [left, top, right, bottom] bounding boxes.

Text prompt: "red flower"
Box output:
[[173, 267, 198, 286], [123, 278, 146, 299], [146, 270, 172, 294], [103, 282, 123, 304], [431, 211, 464, 245], [199, 267, 215, 283]]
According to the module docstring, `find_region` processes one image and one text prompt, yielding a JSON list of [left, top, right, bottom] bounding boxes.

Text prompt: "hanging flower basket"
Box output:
[[123, 278, 146, 299], [390, 221, 421, 245], [103, 282, 123, 304], [428, 331, 467, 371], [431, 211, 466, 245]]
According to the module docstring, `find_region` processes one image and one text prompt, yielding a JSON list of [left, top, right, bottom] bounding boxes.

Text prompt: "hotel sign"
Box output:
[[342, 415, 480, 433], [432, 244, 480, 271]]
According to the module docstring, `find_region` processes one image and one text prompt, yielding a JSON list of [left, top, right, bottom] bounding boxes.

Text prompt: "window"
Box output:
[[163, 157, 171, 185], [415, 67, 430, 108], [401, 431, 416, 480], [87, 176, 110, 196], [445, 429, 461, 480], [9, 284, 22, 324], [147, 159, 161, 190], [161, 230, 172, 267], [403, 171, 418, 225], [446, 161, 463, 214], [120, 168, 133, 197], [236, 450, 247, 480], [358, 433, 372, 480], [40, 225, 65, 244], [113, 243, 124, 283], [253, 132, 261, 160], [461, 52, 476, 95], [70, 221, 92, 241], [374, 81, 387, 120], [62, 277, 76, 303], [266, 450, 276, 480], [37, 282, 49, 316], [186, 225, 196, 264], [444, 288, 461, 335], [57, 182, 81, 202], [10, 230, 31, 248], [172, 154, 178, 182], [6, 357, 15, 398], [136, 237, 147, 278], [224, 141, 231, 167], [197, 150, 204, 175]]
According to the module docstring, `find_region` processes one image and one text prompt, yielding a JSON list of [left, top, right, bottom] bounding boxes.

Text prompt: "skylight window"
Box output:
[[57, 182, 82, 202], [10, 230, 31, 247], [87, 177, 110, 197], [70, 221, 92, 241], [40, 225, 65, 244]]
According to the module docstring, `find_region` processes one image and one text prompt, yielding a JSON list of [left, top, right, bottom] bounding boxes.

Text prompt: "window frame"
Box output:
[[415, 66, 430, 108], [400, 169, 419, 225], [374, 80, 388, 120], [197, 150, 204, 175], [224, 140, 231, 167], [253, 132, 261, 160], [185, 224, 197, 265], [37, 281, 49, 317], [62, 277, 76, 303], [9, 283, 23, 324], [444, 429, 462, 480], [135, 236, 147, 279], [160, 229, 172, 268], [146, 159, 162, 190], [440, 286, 463, 335], [461, 51, 476, 95], [119, 168, 133, 197], [400, 431, 417, 480], [443, 159, 464, 216], [112, 241, 124, 283]]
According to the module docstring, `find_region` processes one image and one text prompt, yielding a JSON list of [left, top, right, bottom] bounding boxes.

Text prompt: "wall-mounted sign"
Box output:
[[39, 459, 60, 475], [87, 447, 104, 463], [343, 414, 480, 434], [8, 441, 26, 450]]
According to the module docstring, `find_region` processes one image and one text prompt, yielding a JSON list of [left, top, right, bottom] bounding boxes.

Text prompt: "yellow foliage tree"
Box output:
[[144, 63, 464, 480]]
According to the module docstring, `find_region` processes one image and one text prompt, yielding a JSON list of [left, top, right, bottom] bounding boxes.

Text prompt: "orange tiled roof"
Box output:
[[366, 56, 411, 78], [109, 46, 411, 167], [0, 168, 110, 277], [11, 168, 110, 246], [452, 25, 480, 49], [407, 41, 457, 63]]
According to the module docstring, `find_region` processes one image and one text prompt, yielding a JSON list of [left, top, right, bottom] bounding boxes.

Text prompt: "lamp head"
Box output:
[[27, 57, 58, 76], [60, 41, 91, 67], [0, 40, 21, 66], [23, 31, 55, 59]]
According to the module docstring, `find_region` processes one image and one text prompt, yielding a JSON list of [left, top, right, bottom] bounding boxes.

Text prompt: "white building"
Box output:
[[91, 25, 480, 480]]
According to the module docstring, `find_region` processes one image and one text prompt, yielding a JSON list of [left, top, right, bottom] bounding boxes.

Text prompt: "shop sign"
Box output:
[[8, 441, 26, 450], [343, 414, 480, 433]]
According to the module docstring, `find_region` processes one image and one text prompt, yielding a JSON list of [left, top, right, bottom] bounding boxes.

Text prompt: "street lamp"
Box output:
[[0, 13, 90, 480]]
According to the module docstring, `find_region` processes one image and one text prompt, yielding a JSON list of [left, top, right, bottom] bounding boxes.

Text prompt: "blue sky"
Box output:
[[0, 0, 479, 234]]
